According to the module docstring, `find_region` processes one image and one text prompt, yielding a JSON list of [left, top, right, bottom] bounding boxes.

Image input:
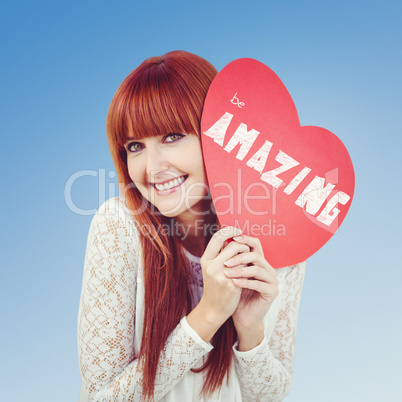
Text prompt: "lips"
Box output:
[[153, 175, 187, 191]]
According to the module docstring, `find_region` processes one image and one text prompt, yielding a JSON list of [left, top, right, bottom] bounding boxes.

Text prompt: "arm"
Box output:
[[77, 198, 212, 401], [232, 262, 306, 401]]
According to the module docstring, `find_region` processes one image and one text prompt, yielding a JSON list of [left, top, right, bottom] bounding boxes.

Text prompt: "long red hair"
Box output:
[[106, 51, 236, 399]]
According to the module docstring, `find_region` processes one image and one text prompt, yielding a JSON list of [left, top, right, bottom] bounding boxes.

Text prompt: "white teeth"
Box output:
[[155, 176, 185, 191]]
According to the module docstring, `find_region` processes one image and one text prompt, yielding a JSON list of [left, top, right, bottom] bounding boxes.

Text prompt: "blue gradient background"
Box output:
[[1, 1, 401, 400]]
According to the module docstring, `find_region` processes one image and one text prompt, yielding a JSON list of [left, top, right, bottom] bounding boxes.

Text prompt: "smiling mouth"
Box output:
[[153, 175, 188, 191]]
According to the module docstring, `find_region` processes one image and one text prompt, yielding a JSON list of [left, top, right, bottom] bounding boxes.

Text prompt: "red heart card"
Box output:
[[201, 58, 355, 268]]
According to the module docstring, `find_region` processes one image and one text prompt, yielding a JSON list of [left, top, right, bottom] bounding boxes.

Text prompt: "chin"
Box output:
[[149, 192, 210, 219], [158, 207, 187, 219]]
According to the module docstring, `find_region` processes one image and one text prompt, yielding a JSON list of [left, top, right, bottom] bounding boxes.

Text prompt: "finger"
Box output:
[[217, 241, 250, 263], [232, 235, 264, 254], [224, 265, 273, 283], [202, 226, 242, 260], [232, 278, 276, 297], [224, 251, 265, 268]]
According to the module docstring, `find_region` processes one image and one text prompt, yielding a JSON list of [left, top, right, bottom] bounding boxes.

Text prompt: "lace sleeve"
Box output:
[[232, 262, 306, 401], [77, 198, 212, 401]]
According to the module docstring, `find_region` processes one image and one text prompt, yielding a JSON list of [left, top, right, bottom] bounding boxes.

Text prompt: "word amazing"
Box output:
[[203, 112, 351, 228]]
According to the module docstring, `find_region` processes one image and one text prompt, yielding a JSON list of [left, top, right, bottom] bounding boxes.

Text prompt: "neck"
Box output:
[[173, 201, 216, 257]]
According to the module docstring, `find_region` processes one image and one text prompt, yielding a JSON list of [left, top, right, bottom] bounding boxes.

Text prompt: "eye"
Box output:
[[164, 133, 184, 143], [126, 141, 144, 153]]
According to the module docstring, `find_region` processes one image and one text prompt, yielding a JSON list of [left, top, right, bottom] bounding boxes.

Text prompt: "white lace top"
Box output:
[[77, 196, 306, 401]]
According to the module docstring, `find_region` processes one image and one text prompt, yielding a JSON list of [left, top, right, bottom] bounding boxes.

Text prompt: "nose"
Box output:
[[145, 144, 170, 180]]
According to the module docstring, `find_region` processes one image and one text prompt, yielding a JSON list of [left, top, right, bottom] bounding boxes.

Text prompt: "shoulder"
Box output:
[[90, 196, 137, 231], [92, 195, 136, 223], [275, 261, 307, 287], [87, 196, 140, 251]]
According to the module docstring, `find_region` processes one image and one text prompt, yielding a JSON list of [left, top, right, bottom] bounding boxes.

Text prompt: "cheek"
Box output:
[[127, 165, 136, 183], [188, 146, 206, 180], [198, 169, 208, 188], [127, 157, 143, 183], [197, 160, 208, 187], [127, 160, 149, 196], [188, 157, 209, 197]]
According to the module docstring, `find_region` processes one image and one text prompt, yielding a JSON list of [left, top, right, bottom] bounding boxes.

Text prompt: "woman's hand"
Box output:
[[223, 235, 279, 349], [199, 227, 251, 324], [187, 227, 249, 342]]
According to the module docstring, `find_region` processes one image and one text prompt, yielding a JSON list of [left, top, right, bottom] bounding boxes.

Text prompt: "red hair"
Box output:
[[106, 51, 236, 399]]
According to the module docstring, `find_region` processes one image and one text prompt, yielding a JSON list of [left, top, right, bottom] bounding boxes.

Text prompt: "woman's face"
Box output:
[[125, 133, 209, 219]]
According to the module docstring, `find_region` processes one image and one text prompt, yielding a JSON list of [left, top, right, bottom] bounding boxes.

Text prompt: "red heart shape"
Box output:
[[201, 58, 355, 268]]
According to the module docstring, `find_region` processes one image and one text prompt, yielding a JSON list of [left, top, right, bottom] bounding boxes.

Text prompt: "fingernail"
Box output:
[[232, 236, 242, 241], [224, 258, 235, 267]]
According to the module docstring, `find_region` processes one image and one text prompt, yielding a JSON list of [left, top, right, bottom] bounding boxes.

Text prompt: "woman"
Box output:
[[77, 50, 306, 401]]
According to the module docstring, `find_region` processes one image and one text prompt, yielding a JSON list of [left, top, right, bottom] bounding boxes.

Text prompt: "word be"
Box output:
[[230, 92, 245, 108]]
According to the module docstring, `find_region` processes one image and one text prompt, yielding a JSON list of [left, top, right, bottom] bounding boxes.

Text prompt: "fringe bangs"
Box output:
[[115, 63, 202, 149]]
